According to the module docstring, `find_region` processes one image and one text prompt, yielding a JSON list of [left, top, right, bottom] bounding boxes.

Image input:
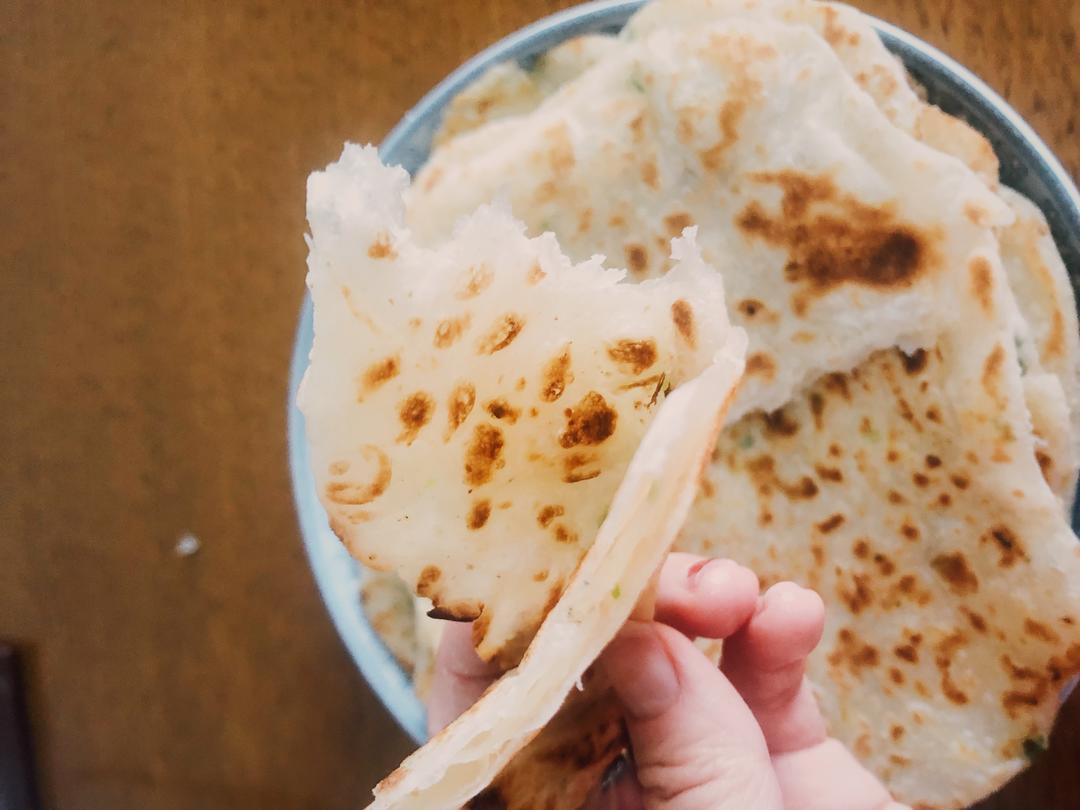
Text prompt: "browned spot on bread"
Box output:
[[477, 314, 524, 354], [640, 159, 659, 189], [838, 572, 873, 614], [559, 391, 617, 448], [1024, 619, 1060, 643], [537, 505, 565, 528], [969, 256, 994, 312], [900, 522, 920, 541], [982, 525, 1028, 568], [470, 612, 491, 649], [811, 543, 825, 566], [464, 424, 505, 486], [961, 608, 988, 633], [951, 473, 969, 489], [874, 554, 896, 576], [467, 499, 492, 530], [485, 398, 520, 424], [828, 627, 880, 675], [900, 348, 928, 375], [625, 243, 649, 274], [607, 339, 658, 374], [367, 231, 395, 259], [824, 373, 851, 400], [931, 552, 979, 594], [416, 565, 441, 598], [981, 343, 1005, 402], [563, 452, 600, 483], [853, 539, 870, 559], [912, 472, 930, 488], [808, 392, 826, 429], [457, 264, 493, 300], [1036, 449, 1054, 482], [541, 349, 572, 402], [671, 299, 696, 347], [894, 643, 918, 664], [891, 724, 905, 741], [936, 492, 952, 508], [815, 464, 842, 482], [747, 455, 819, 500], [925, 454, 942, 468], [736, 172, 935, 312], [532, 569, 549, 582], [746, 352, 776, 379], [664, 211, 694, 235], [359, 355, 399, 398], [446, 383, 476, 439], [434, 315, 471, 348], [737, 298, 766, 318], [527, 263, 546, 285], [544, 122, 575, 175], [553, 524, 578, 544], [887, 490, 906, 505], [763, 406, 800, 437], [925, 406, 942, 423], [427, 602, 482, 622], [328, 460, 349, 476], [936, 632, 970, 705], [816, 513, 846, 533], [397, 391, 435, 445], [325, 445, 391, 505]]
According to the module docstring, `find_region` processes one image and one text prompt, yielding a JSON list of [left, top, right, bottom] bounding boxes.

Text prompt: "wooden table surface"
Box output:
[[2, 1, 1078, 808]]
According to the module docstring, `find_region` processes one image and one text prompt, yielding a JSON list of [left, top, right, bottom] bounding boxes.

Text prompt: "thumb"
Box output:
[[601, 622, 783, 810]]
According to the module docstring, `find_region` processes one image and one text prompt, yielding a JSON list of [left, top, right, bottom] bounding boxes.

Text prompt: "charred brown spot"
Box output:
[[982, 525, 1028, 568], [464, 424, 505, 486], [931, 552, 979, 594], [874, 554, 896, 576], [935, 632, 970, 705], [891, 724, 906, 741], [541, 349, 572, 402], [640, 159, 659, 189], [1024, 619, 1060, 643], [969, 256, 994, 313], [559, 391, 617, 448], [900, 348, 928, 374], [457, 264, 493, 299], [817, 513, 846, 533], [607, 339, 658, 374], [912, 472, 930, 488], [763, 406, 800, 437], [853, 539, 870, 559], [532, 569, 549, 582], [925, 454, 942, 468], [367, 231, 395, 259], [736, 171, 935, 311], [839, 572, 873, 614], [809, 392, 826, 428], [427, 602, 482, 622], [664, 211, 694, 235], [485, 398, 520, 424], [951, 473, 970, 490], [925, 406, 942, 423], [625, 243, 649, 274], [325, 445, 391, 506], [981, 343, 1005, 403], [434, 315, 471, 348], [1036, 449, 1054, 481], [397, 391, 435, 445], [962, 608, 988, 633], [563, 452, 601, 484], [553, 524, 578, 544], [360, 355, 400, 397], [815, 464, 843, 482], [467, 499, 492, 530], [894, 644, 918, 663], [416, 565, 441, 598], [537, 505, 565, 528], [328, 460, 349, 476], [746, 352, 776, 379], [446, 383, 476, 439], [737, 298, 766, 318], [477, 314, 524, 354], [828, 627, 880, 675], [824, 373, 851, 400], [747, 455, 819, 500], [811, 543, 825, 566], [671, 299, 696, 347], [888, 490, 906, 505]]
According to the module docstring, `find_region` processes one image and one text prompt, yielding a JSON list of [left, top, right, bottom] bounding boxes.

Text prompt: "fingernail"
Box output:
[[604, 622, 679, 720]]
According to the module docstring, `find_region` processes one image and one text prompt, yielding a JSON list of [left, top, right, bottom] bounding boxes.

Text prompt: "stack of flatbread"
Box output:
[[303, 1, 1080, 808]]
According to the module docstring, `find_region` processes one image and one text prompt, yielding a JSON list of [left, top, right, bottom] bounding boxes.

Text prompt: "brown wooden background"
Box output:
[[2, 1, 1078, 808]]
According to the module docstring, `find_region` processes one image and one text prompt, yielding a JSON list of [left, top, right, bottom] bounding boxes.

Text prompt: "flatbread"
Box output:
[[369, 353, 744, 808], [300, 143, 741, 665], [408, 17, 1009, 424], [677, 245, 1080, 808]]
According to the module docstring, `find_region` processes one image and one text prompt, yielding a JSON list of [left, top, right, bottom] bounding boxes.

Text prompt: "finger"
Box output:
[[721, 581, 827, 754], [602, 621, 783, 810], [654, 554, 760, 639], [771, 739, 910, 810], [425, 621, 501, 735]]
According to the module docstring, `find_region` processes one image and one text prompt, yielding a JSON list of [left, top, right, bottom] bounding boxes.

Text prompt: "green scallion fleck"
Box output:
[[611, 583, 621, 599]]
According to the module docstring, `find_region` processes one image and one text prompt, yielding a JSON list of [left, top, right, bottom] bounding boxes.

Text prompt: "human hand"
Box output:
[[427, 553, 909, 810]]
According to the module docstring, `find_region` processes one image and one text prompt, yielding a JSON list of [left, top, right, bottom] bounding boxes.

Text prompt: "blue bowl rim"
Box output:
[[287, 0, 1080, 745]]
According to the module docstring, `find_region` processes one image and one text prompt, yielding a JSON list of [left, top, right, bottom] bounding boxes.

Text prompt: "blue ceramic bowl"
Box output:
[[288, 0, 1080, 744]]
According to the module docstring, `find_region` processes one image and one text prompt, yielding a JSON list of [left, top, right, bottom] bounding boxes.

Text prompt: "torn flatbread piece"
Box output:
[[369, 353, 743, 809], [678, 260, 1080, 808], [300, 144, 743, 665]]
